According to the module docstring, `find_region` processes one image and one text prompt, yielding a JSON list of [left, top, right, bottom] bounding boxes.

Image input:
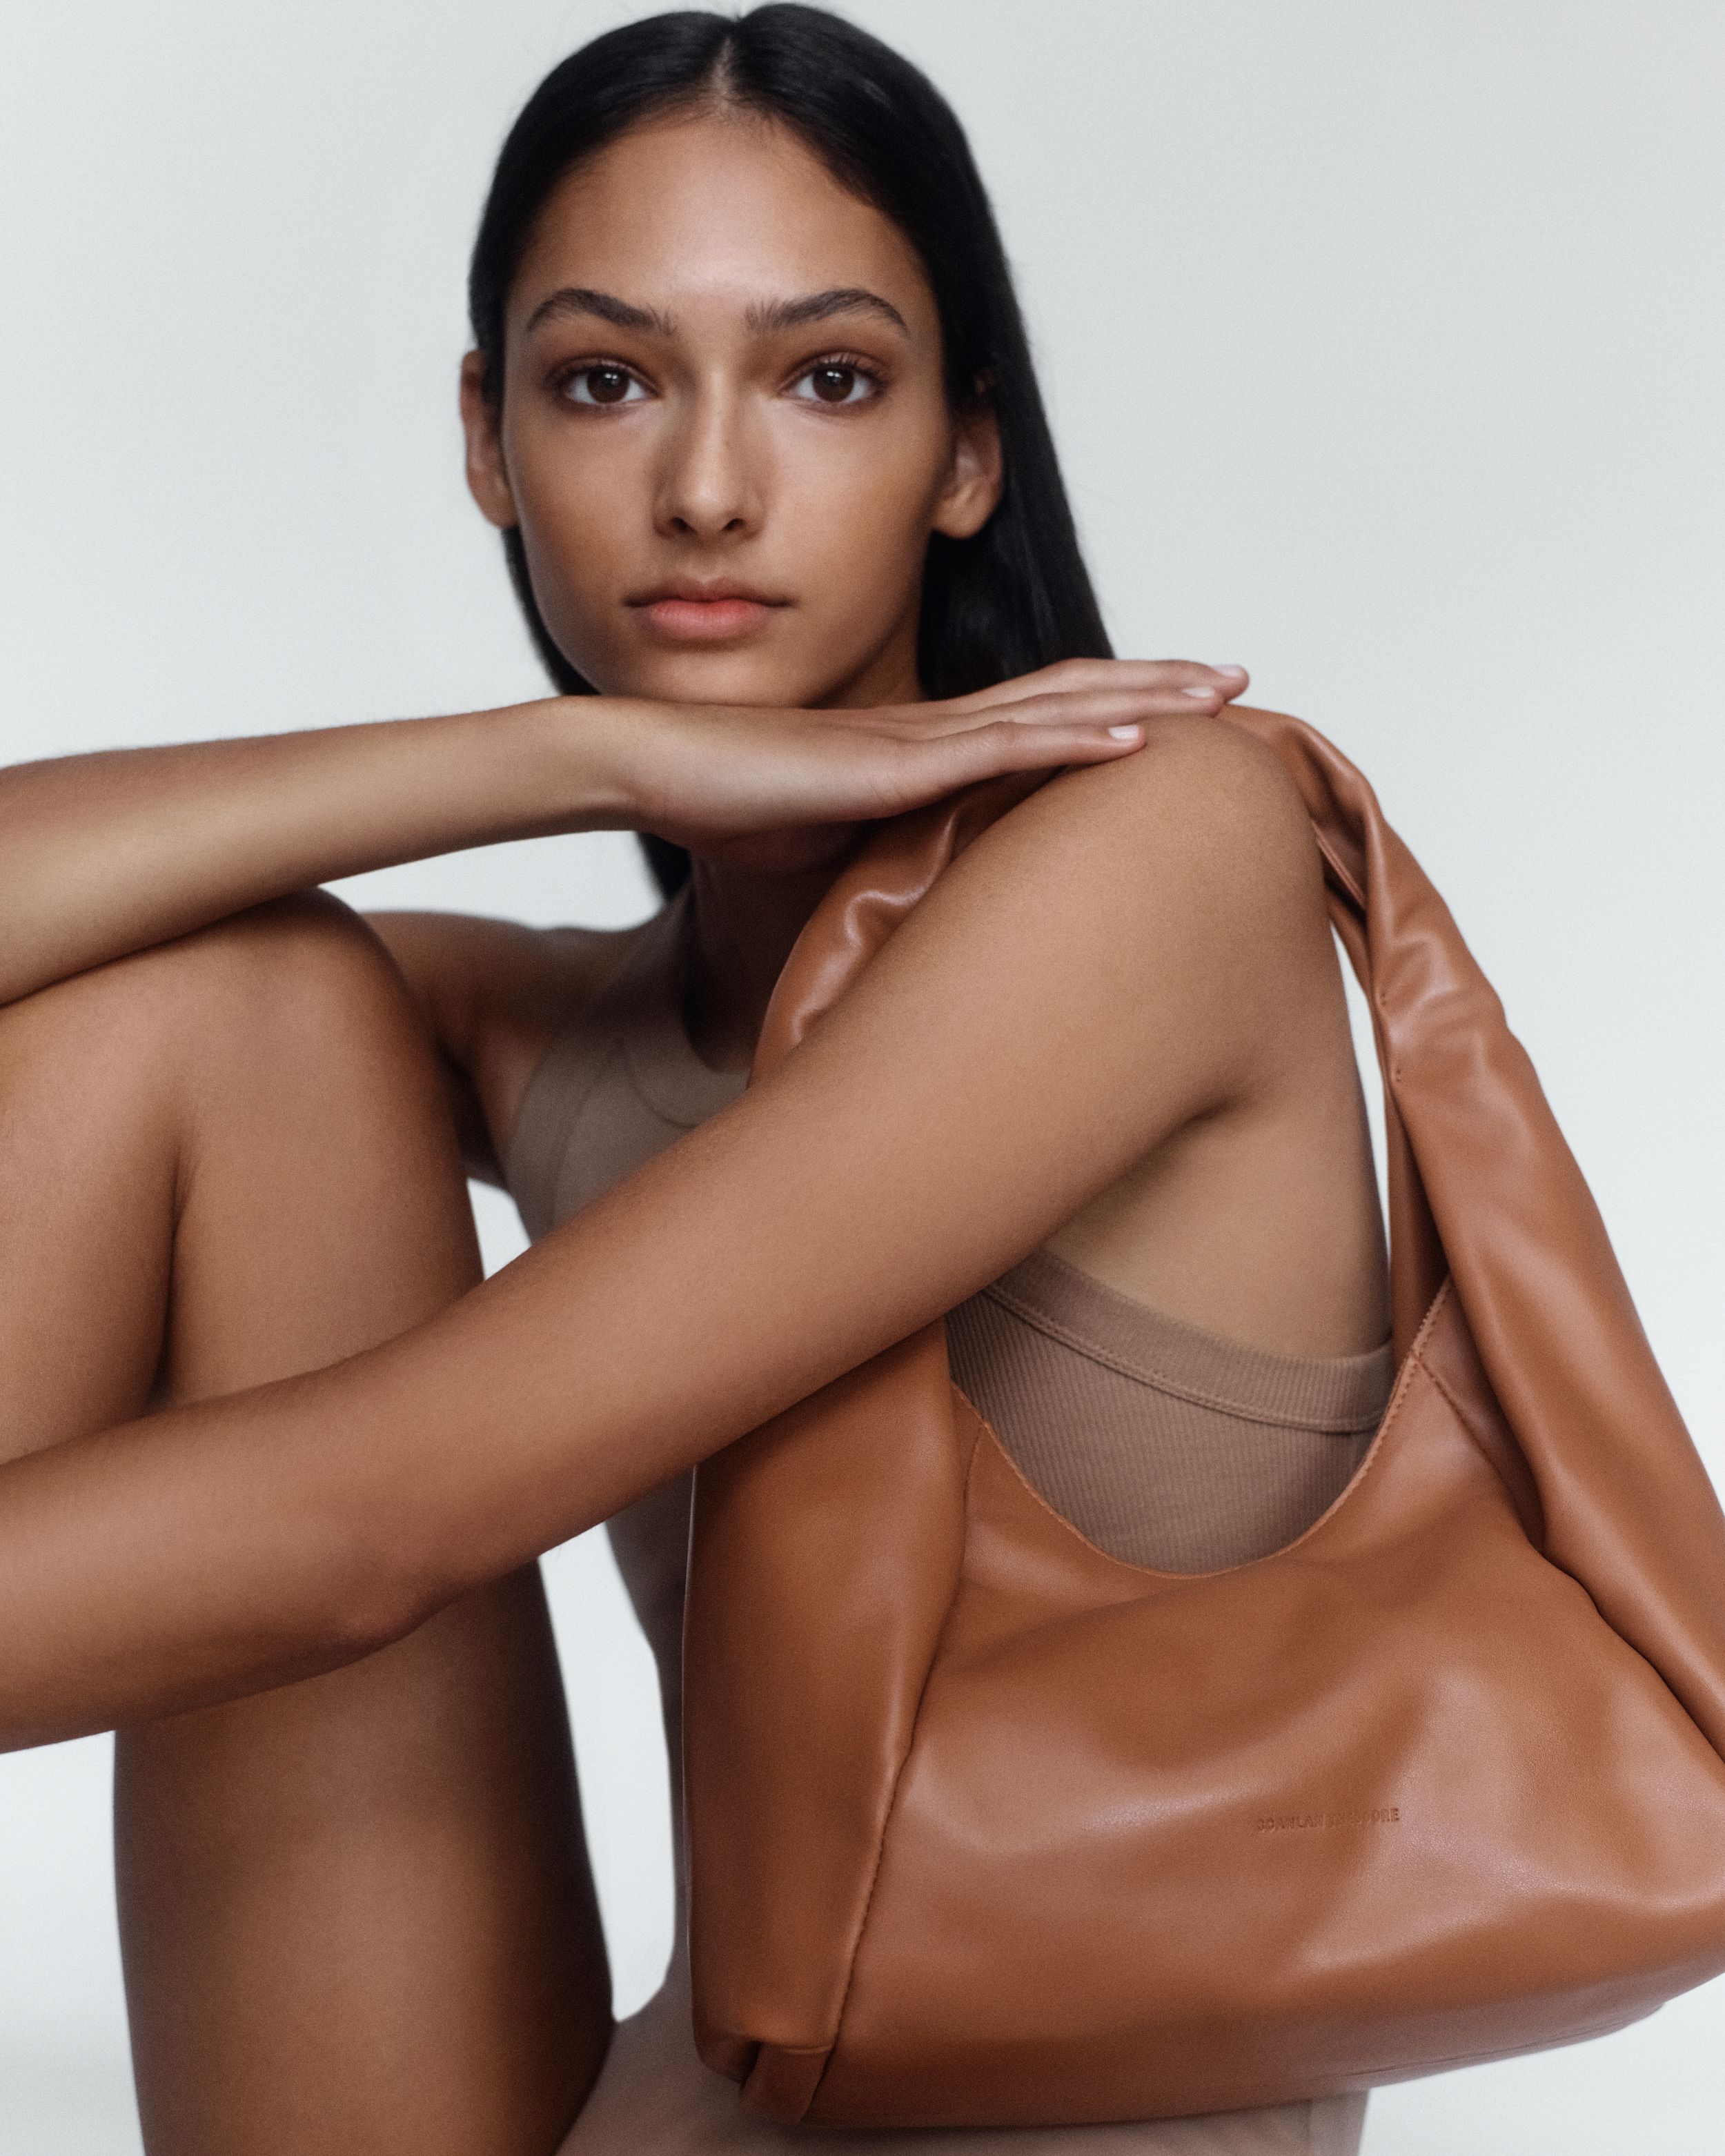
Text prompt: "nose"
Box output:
[[653, 383, 763, 543]]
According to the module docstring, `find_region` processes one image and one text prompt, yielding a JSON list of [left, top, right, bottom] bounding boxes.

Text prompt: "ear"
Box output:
[[460, 351, 518, 529], [931, 396, 1003, 541]]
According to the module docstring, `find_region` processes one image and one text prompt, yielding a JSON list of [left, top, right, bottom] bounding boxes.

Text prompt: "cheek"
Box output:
[[507, 409, 638, 568], [784, 419, 944, 541], [769, 410, 950, 614], [502, 408, 645, 666]]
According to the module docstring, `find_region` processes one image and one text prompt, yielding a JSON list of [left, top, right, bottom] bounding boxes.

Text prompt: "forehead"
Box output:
[[509, 111, 937, 333]]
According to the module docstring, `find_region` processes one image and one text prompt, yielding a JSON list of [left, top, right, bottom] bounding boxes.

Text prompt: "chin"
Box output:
[[589, 631, 854, 711], [645, 662, 827, 709]]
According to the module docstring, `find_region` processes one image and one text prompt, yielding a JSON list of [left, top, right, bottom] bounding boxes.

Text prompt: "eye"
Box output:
[[560, 363, 649, 408], [789, 360, 880, 407]]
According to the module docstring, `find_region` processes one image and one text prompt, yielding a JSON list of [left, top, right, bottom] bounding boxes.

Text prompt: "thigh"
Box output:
[[0, 900, 611, 2155]]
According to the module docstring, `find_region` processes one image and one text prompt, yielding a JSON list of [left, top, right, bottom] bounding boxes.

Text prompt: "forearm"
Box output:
[[0, 700, 625, 1005], [0, 1150, 854, 1750]]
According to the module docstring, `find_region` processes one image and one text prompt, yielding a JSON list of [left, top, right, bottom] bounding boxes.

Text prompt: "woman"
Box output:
[[0, 8, 1388, 2153]]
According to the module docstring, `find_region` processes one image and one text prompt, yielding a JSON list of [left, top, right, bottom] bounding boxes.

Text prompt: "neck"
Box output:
[[680, 844, 856, 1074], [674, 617, 925, 1075]]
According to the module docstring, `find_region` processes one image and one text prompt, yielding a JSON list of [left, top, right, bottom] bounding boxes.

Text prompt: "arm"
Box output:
[[0, 662, 1241, 1009], [0, 702, 591, 1009], [0, 714, 1324, 1750]]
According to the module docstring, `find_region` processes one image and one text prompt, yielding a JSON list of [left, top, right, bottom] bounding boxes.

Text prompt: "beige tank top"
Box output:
[[504, 885, 1392, 1919]]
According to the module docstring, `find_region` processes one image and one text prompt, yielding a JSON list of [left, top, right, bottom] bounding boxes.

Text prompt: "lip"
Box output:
[[627, 577, 791, 644]]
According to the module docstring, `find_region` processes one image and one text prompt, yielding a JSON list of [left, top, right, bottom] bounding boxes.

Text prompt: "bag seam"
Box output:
[[1421, 1353, 1542, 1539]]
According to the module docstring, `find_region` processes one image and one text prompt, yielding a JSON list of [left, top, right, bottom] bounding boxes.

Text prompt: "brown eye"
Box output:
[[791, 362, 876, 406], [564, 364, 644, 408]]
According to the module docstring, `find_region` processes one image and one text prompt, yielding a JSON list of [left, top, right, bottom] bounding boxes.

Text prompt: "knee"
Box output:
[[158, 888, 410, 1028], [158, 893, 464, 1184], [0, 891, 444, 1141], [170, 888, 422, 1051]]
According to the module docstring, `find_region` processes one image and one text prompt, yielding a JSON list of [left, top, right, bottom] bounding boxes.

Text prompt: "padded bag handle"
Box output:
[[685, 709, 1725, 2127]]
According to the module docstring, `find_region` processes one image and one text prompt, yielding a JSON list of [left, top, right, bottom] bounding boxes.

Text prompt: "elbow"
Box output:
[[323, 1522, 451, 1664], [255, 1378, 470, 1669], [238, 1485, 455, 1683]]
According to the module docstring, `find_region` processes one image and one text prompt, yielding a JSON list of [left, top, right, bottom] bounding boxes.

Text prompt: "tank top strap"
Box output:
[[503, 890, 693, 1240]]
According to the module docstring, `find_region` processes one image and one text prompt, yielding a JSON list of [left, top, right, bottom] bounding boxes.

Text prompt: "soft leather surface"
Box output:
[[682, 712, 1725, 2127]]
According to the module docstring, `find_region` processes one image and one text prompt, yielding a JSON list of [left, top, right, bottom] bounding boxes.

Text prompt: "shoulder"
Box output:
[[954, 708, 1328, 973], [1010, 708, 1320, 896], [363, 908, 649, 1178], [363, 910, 641, 1061], [884, 709, 1336, 1128], [733, 711, 1348, 1298]]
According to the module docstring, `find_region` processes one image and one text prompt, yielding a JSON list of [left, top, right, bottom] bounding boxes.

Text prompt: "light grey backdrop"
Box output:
[[1, 3, 1720, 2150]]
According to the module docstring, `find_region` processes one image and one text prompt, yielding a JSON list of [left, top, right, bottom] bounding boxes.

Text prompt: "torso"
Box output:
[[480, 882, 1383, 2156]]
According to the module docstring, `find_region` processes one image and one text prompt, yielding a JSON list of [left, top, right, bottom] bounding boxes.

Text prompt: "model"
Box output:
[[0, 10, 1387, 2153]]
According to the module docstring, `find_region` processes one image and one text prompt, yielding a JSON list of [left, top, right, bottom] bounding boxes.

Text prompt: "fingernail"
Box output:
[[1181, 685, 1219, 700], [1212, 664, 1247, 678], [1108, 724, 1141, 739]]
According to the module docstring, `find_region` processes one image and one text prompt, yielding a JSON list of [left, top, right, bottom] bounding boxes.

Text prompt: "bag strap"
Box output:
[[1257, 722, 1446, 1360], [1246, 710, 1725, 1753]]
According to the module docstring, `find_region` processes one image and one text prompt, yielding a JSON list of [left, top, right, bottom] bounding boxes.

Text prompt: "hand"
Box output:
[[589, 660, 1250, 866]]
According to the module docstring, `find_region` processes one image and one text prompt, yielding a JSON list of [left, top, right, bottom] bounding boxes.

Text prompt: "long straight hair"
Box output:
[[468, 3, 1112, 899]]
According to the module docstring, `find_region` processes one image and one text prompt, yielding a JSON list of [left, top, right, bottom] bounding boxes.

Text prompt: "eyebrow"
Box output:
[[522, 284, 909, 339], [745, 287, 909, 336], [523, 286, 675, 337]]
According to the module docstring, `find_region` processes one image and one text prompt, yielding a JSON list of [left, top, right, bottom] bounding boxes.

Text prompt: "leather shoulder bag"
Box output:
[[682, 707, 1725, 2128]]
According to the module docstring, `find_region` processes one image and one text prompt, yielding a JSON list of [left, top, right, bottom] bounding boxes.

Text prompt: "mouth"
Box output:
[[626, 577, 791, 644]]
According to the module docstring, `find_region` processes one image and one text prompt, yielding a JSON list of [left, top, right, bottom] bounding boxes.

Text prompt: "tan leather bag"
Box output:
[[682, 708, 1725, 2129]]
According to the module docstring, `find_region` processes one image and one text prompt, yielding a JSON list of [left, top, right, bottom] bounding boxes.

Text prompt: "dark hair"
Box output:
[[468, 3, 1112, 899]]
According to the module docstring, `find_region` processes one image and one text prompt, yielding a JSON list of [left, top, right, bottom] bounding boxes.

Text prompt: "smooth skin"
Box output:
[[0, 107, 1386, 2155]]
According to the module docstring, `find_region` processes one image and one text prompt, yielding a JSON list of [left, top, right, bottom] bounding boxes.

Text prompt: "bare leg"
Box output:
[[0, 895, 610, 2155]]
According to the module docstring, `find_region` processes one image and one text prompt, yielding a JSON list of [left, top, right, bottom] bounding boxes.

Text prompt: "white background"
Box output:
[[1, 3, 1721, 2150]]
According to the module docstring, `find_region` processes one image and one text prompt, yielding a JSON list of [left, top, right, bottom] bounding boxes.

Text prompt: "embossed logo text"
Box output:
[[1254, 1807, 1401, 1833]]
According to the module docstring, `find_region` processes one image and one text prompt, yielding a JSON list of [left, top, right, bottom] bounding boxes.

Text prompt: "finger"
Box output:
[[898, 684, 1245, 740], [943, 659, 1248, 717], [1208, 665, 1250, 705], [879, 716, 1147, 810]]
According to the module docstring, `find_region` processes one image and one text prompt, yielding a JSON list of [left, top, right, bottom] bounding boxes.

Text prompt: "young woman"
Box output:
[[0, 9, 1388, 2153]]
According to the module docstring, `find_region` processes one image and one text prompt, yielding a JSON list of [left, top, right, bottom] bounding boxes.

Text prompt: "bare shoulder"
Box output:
[[1020, 708, 1321, 900], [822, 706, 1336, 1170], [945, 709, 1330, 990], [364, 910, 635, 1054], [364, 907, 648, 1181]]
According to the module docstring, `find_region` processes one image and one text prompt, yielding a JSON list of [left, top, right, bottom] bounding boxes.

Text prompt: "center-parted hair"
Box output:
[[469, 3, 1112, 898]]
